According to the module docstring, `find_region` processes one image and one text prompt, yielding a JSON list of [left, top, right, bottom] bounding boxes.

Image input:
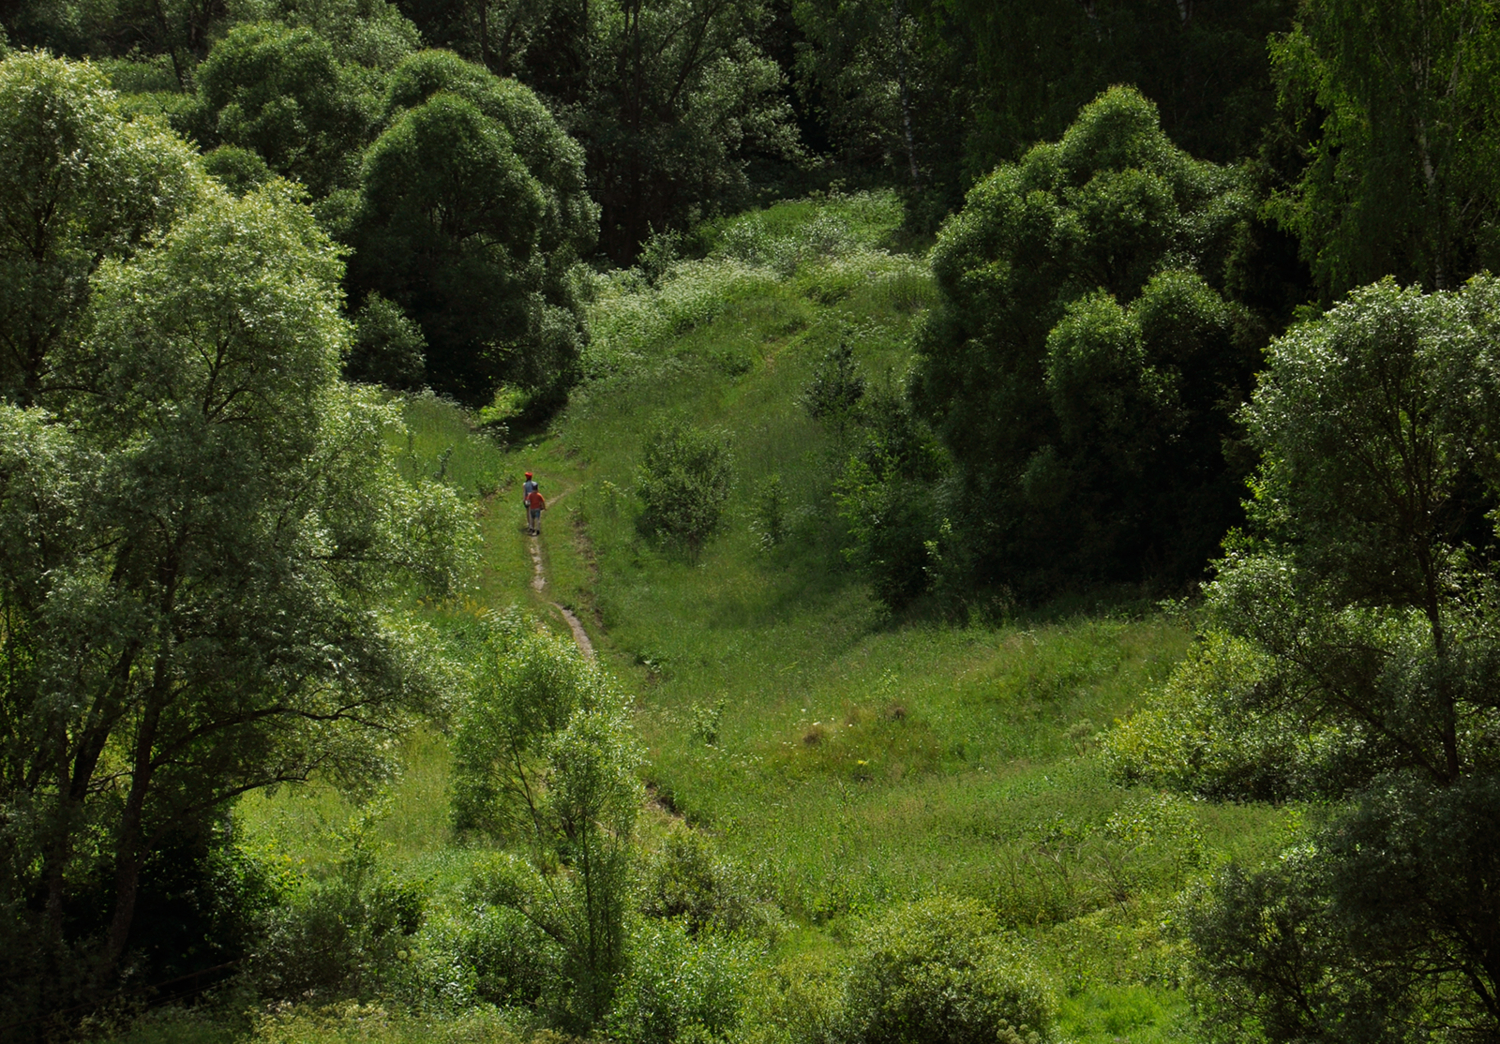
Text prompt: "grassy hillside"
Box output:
[[127, 192, 1290, 1044]]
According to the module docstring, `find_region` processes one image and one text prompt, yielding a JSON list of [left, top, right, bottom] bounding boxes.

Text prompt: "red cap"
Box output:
[[525, 472, 533, 478]]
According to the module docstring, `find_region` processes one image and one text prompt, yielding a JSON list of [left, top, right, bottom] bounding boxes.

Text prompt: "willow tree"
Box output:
[[913, 86, 1257, 597], [349, 50, 597, 406], [0, 53, 203, 406], [0, 54, 473, 1024], [1114, 279, 1500, 1040]]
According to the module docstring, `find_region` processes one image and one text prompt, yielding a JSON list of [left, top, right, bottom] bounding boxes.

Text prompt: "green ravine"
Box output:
[[188, 193, 1291, 1044]]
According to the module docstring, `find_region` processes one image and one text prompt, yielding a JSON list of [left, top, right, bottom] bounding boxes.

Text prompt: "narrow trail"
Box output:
[[526, 490, 595, 661]]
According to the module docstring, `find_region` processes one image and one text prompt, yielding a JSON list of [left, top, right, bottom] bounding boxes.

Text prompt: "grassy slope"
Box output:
[[227, 192, 1287, 1044]]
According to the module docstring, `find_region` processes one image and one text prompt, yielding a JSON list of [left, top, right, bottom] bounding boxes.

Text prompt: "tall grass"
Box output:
[[145, 192, 1289, 1043]]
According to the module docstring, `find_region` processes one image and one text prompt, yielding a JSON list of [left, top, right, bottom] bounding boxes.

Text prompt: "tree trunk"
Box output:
[[892, 0, 921, 187], [480, 0, 493, 73], [98, 676, 164, 985]]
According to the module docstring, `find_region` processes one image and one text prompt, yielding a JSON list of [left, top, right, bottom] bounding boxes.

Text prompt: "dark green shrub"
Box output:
[[637, 422, 734, 549], [347, 293, 426, 391], [350, 51, 596, 405], [750, 474, 786, 550], [839, 896, 1055, 1044], [832, 389, 949, 609], [196, 23, 372, 198], [802, 341, 866, 438]]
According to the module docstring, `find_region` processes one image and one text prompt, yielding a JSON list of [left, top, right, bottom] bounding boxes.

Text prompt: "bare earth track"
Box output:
[[526, 494, 595, 660]]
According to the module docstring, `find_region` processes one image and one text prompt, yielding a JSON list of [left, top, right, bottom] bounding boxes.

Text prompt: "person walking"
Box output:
[[526, 487, 546, 535], [522, 471, 539, 532]]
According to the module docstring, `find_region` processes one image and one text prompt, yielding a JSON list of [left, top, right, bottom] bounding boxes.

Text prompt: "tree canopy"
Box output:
[[0, 54, 473, 1024], [1111, 277, 1500, 1040], [1269, 0, 1500, 297], [348, 50, 596, 405], [914, 86, 1258, 594], [196, 21, 375, 197], [0, 53, 204, 405]]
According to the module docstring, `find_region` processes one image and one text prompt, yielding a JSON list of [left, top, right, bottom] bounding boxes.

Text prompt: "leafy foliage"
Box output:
[[349, 51, 596, 405], [0, 53, 205, 404], [607, 918, 756, 1044], [914, 85, 1258, 597], [196, 21, 375, 197], [801, 341, 866, 436], [795, 0, 1295, 219], [348, 292, 427, 389], [837, 895, 1055, 1044], [639, 825, 764, 936], [1120, 277, 1500, 1041], [637, 421, 735, 549], [254, 836, 425, 1001], [451, 619, 643, 1030], [1269, 0, 1500, 295], [0, 72, 474, 1025], [832, 386, 948, 609]]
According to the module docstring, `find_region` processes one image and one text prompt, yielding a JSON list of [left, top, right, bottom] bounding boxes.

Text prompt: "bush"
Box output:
[[838, 896, 1055, 1044], [801, 342, 866, 436], [639, 826, 765, 936], [251, 841, 423, 1001], [457, 899, 560, 1010], [637, 422, 734, 549], [832, 389, 949, 609], [1102, 632, 1360, 802], [347, 293, 426, 391], [607, 919, 757, 1044]]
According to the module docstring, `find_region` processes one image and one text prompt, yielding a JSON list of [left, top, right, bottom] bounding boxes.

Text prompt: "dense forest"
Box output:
[[3, 0, 1500, 1041]]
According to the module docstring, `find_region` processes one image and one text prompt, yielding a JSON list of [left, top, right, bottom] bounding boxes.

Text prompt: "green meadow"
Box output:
[[200, 192, 1290, 1044]]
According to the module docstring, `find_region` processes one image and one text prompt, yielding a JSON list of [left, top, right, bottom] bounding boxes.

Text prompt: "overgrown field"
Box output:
[[115, 193, 1290, 1044]]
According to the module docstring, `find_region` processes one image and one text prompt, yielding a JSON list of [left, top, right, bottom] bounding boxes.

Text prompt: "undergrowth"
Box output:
[[114, 191, 1290, 1044]]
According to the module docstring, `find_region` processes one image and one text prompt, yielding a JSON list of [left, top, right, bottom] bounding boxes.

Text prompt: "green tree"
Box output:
[[0, 173, 473, 1026], [1269, 0, 1500, 296], [792, 0, 1295, 221], [535, 0, 802, 262], [388, 0, 798, 262], [1114, 278, 1500, 1040], [913, 86, 1257, 597], [452, 620, 642, 1030], [0, 53, 205, 405], [792, 0, 966, 206], [349, 50, 596, 404], [226, 0, 423, 70], [196, 22, 376, 197]]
